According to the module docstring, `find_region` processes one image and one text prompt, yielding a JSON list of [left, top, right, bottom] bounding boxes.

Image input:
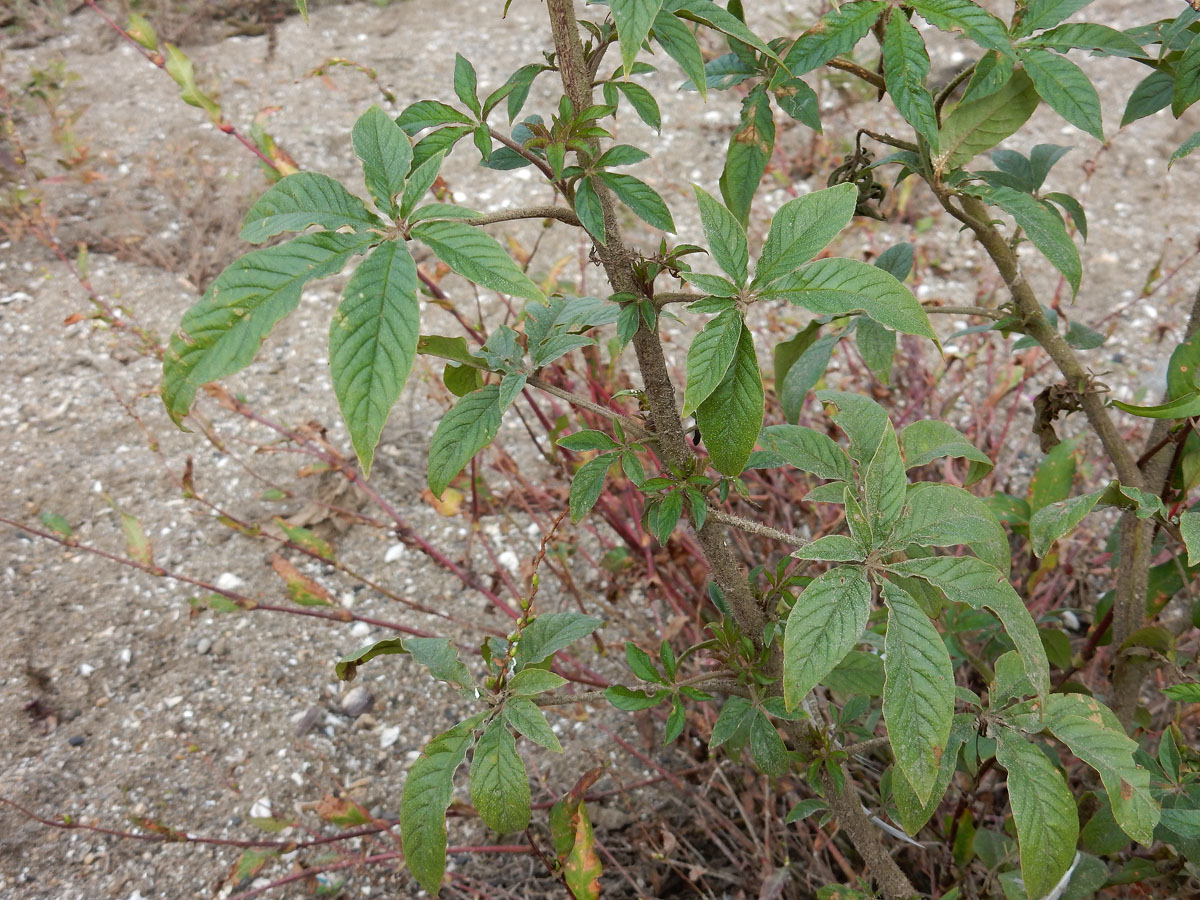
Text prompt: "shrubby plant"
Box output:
[[21, 0, 1200, 898]]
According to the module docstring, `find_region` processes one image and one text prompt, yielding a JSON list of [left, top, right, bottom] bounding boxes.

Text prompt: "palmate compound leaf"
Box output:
[[696, 321, 764, 476], [163, 233, 371, 427], [240, 172, 383, 243], [401, 712, 488, 896], [993, 726, 1079, 900], [329, 240, 420, 477], [881, 580, 955, 805], [470, 718, 531, 834], [886, 556, 1050, 706], [783, 566, 871, 710], [761, 258, 936, 341]]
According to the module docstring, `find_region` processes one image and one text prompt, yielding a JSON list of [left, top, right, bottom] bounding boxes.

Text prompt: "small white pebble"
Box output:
[[248, 798, 273, 819], [216, 572, 244, 591], [79, 663, 95, 677], [384, 544, 406, 563], [380, 726, 401, 749], [497, 550, 520, 573], [163, 696, 183, 709]]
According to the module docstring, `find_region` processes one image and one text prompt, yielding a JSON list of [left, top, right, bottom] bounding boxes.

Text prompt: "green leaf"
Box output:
[[427, 385, 503, 496], [625, 641, 664, 684], [887, 556, 1049, 705], [1013, 0, 1095, 38], [412, 125, 471, 169], [406, 637, 475, 688], [329, 240, 419, 477], [882, 581, 954, 804], [772, 77, 822, 132], [549, 786, 603, 900], [909, 0, 1014, 56], [240, 173, 381, 244], [569, 452, 618, 522], [668, 0, 780, 60], [855, 317, 896, 385], [935, 70, 1039, 172], [750, 711, 789, 777], [901, 420, 993, 481], [508, 668, 568, 697], [820, 649, 884, 696], [453, 53, 481, 117], [401, 715, 486, 895], [573, 175, 606, 245], [352, 106, 412, 217], [1179, 511, 1200, 566], [719, 85, 774, 227], [596, 144, 650, 168], [962, 49, 1015, 102], [645, 489, 684, 544], [1029, 488, 1103, 557], [1169, 129, 1200, 168], [1020, 48, 1104, 141], [993, 727, 1079, 900], [683, 309, 743, 414], [883, 13, 939, 150], [779, 333, 840, 421], [969, 183, 1082, 295], [514, 612, 604, 668], [162, 43, 222, 122], [611, 80, 662, 132], [605, 685, 665, 710], [788, 800, 837, 830], [1159, 806, 1200, 836], [1025, 23, 1147, 58], [1111, 391, 1200, 419], [697, 322, 764, 476], [693, 186, 749, 285], [412, 220, 545, 302], [396, 100, 474, 135], [893, 715, 974, 835], [470, 719, 530, 834], [863, 420, 906, 543], [39, 511, 73, 538], [653, 11, 708, 99], [559, 429, 620, 453], [1044, 694, 1159, 845], [753, 183, 858, 288], [782, 1, 887, 75], [598, 172, 676, 232], [793, 534, 866, 562], [1161, 686, 1200, 710], [163, 234, 368, 426], [400, 152, 445, 220], [504, 697, 562, 752], [612, 0, 665, 75], [816, 390, 889, 464], [1122, 69, 1174, 127], [1029, 438, 1078, 512], [759, 423, 854, 481], [890, 482, 1011, 575], [783, 566, 871, 710], [1044, 192, 1088, 239], [764, 258, 936, 340]]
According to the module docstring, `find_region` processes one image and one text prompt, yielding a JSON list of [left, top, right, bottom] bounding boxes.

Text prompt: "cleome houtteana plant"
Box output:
[[139, 0, 1200, 897]]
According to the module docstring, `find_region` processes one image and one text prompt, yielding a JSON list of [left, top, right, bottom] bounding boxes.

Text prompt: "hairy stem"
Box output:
[[465, 205, 581, 228]]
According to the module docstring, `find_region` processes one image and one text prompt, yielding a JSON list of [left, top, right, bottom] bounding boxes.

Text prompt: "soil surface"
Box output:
[[2, 2, 1198, 899]]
